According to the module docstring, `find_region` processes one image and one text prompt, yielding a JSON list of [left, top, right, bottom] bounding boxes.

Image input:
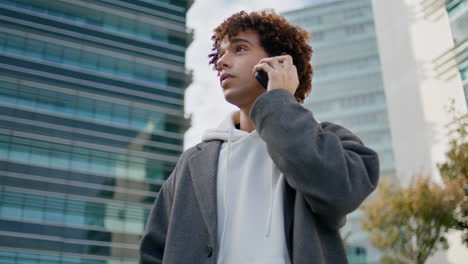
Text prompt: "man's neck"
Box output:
[[238, 106, 256, 133]]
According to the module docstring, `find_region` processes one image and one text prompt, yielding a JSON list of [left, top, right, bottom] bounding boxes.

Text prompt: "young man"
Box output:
[[140, 10, 379, 264]]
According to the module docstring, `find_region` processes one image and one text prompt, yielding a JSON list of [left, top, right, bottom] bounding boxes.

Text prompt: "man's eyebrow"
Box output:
[[218, 38, 253, 54], [230, 38, 253, 45]]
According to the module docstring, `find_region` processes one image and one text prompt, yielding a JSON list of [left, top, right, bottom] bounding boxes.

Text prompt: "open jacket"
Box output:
[[140, 89, 380, 264]]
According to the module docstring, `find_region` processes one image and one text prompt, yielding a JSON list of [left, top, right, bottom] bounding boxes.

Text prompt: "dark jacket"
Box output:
[[140, 89, 380, 264]]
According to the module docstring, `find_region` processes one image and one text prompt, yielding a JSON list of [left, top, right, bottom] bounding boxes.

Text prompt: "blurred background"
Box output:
[[0, 0, 466, 263]]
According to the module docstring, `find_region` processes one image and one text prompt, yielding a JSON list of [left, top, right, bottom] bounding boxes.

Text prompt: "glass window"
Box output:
[[0, 32, 6, 50], [9, 145, 30, 162], [24, 38, 45, 60], [85, 213, 104, 227], [128, 163, 145, 179], [63, 47, 81, 67], [125, 219, 144, 234], [102, 14, 120, 32], [46, 5, 62, 17], [90, 156, 109, 174], [146, 167, 164, 180], [115, 160, 128, 178], [0, 142, 9, 159], [116, 60, 133, 78], [151, 69, 166, 85], [39, 253, 61, 264], [136, 23, 152, 39], [18, 90, 39, 109], [0, 205, 22, 218], [65, 212, 85, 225], [120, 18, 135, 35], [81, 51, 99, 70], [71, 153, 90, 171], [45, 43, 63, 63], [134, 64, 151, 82], [55, 93, 75, 114], [151, 29, 167, 42], [0, 250, 16, 264], [345, 24, 366, 36], [94, 101, 112, 122], [23, 206, 44, 221], [130, 108, 148, 128], [36, 94, 55, 112], [113, 104, 130, 126], [66, 200, 86, 215], [44, 208, 64, 223], [77, 97, 94, 118], [0, 86, 17, 105], [98, 56, 117, 75], [86, 13, 103, 27], [5, 34, 24, 55], [18, 252, 40, 264], [30, 148, 50, 166], [50, 150, 70, 169], [344, 7, 364, 19], [60, 9, 76, 20]]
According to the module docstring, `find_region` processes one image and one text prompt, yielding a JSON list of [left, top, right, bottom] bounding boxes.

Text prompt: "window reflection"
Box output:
[[0, 189, 151, 234]]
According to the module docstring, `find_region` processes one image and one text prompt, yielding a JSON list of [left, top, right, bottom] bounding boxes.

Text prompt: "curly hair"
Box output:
[[209, 9, 314, 104]]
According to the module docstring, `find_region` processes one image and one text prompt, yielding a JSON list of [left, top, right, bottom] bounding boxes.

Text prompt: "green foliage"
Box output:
[[437, 103, 468, 245], [360, 101, 467, 263], [361, 177, 462, 264]]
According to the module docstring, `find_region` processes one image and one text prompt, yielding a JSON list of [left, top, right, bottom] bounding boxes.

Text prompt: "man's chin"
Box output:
[[223, 89, 244, 106]]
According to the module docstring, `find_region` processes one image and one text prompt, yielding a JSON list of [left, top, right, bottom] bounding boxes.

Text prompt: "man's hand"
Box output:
[[253, 54, 299, 96]]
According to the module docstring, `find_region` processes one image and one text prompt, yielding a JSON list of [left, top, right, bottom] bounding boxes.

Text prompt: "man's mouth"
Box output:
[[220, 73, 234, 84]]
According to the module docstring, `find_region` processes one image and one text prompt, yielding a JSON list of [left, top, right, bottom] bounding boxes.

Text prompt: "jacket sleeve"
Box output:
[[250, 89, 380, 230], [139, 167, 176, 264]]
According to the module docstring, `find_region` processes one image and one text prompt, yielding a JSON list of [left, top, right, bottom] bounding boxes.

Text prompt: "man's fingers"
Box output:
[[253, 62, 274, 75], [258, 55, 293, 69]]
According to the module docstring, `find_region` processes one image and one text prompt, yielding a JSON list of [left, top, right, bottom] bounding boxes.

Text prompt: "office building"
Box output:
[[0, 0, 192, 263], [446, 0, 468, 106], [283, 1, 391, 262], [284, 0, 466, 263]]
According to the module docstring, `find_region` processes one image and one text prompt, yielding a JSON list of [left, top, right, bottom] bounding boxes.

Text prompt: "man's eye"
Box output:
[[236, 46, 246, 52]]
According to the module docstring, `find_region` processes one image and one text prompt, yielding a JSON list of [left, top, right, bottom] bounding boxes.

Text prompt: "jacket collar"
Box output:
[[188, 140, 222, 245]]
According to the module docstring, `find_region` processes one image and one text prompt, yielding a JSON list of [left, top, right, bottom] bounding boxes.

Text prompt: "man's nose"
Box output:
[[217, 53, 231, 70]]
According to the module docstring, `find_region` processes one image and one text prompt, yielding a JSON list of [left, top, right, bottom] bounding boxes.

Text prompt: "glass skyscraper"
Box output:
[[0, 0, 192, 263], [445, 0, 467, 105], [427, 0, 468, 106], [283, 0, 396, 263]]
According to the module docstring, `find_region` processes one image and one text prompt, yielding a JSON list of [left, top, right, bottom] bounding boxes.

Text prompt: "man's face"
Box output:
[[216, 30, 269, 108]]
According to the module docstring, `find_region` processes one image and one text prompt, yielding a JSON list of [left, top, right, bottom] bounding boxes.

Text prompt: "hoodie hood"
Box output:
[[202, 110, 252, 142], [201, 110, 285, 252]]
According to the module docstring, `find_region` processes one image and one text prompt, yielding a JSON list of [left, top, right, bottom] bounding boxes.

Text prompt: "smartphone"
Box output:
[[255, 70, 269, 89], [255, 53, 281, 89]]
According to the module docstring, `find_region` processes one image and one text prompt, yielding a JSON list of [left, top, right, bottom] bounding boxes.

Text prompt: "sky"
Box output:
[[183, 0, 332, 149]]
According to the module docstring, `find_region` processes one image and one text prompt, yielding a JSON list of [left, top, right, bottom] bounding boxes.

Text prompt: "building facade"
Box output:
[[423, 0, 467, 106], [444, 0, 467, 105], [0, 0, 192, 263], [283, 1, 392, 263], [285, 0, 466, 263]]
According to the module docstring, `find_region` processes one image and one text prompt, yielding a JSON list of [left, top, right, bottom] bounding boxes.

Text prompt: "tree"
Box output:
[[360, 102, 467, 263], [360, 176, 462, 264], [437, 105, 468, 245]]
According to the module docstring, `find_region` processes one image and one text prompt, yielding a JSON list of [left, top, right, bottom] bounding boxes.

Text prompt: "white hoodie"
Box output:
[[202, 110, 291, 264]]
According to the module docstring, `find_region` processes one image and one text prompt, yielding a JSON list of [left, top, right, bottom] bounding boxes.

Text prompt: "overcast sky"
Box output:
[[183, 0, 335, 149]]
